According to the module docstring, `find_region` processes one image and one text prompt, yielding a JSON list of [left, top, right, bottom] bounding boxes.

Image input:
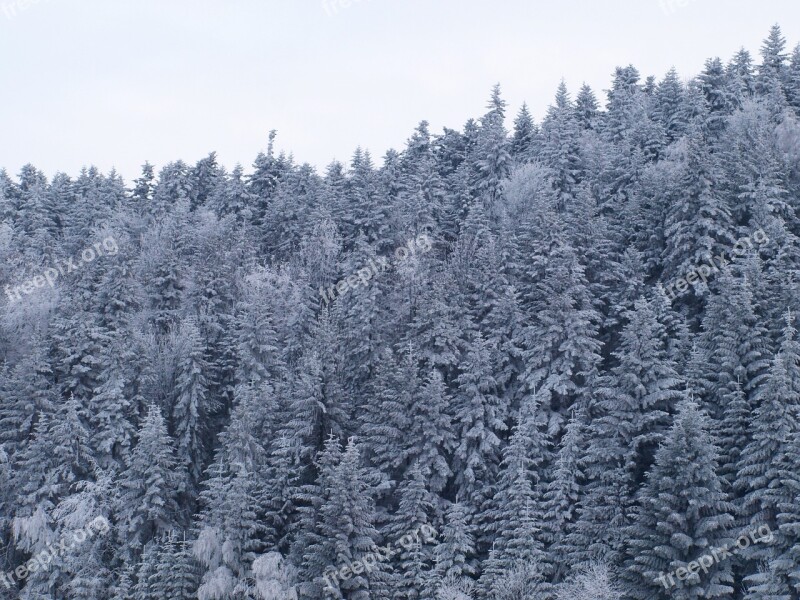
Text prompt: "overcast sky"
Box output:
[[1, 0, 799, 182]]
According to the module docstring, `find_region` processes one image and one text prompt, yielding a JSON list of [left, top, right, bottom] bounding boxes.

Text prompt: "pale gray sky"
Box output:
[[1, 0, 798, 182]]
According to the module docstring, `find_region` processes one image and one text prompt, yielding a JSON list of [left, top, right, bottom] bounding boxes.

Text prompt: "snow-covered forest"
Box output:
[[1, 23, 800, 600]]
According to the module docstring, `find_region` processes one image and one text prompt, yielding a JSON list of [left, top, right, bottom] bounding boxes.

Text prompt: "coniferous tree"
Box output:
[[479, 394, 551, 598], [387, 464, 436, 600], [299, 437, 381, 600], [541, 81, 583, 211], [735, 313, 800, 600], [542, 407, 585, 578], [172, 318, 212, 488], [511, 102, 536, 158], [453, 332, 505, 507], [758, 24, 789, 95], [625, 400, 735, 600], [575, 84, 600, 131], [117, 404, 182, 558], [0, 28, 798, 600], [434, 501, 476, 582], [653, 68, 686, 142]]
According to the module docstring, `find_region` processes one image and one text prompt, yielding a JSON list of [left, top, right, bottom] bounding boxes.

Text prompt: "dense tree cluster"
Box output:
[[0, 25, 799, 600]]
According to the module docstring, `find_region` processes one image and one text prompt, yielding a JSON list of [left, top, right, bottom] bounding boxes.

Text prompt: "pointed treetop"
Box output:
[[761, 24, 788, 68], [487, 83, 507, 118], [555, 79, 572, 110]]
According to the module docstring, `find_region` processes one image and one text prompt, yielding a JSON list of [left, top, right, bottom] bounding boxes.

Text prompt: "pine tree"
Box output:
[[111, 565, 135, 600], [132, 162, 155, 207], [52, 312, 111, 402], [406, 369, 454, 493], [774, 427, 800, 597], [574, 298, 681, 572], [189, 152, 223, 210], [602, 297, 683, 487], [281, 345, 340, 465], [146, 235, 184, 334], [13, 394, 95, 512], [151, 160, 192, 217], [358, 345, 416, 480], [195, 458, 265, 599], [699, 272, 772, 420], [662, 127, 735, 285], [717, 380, 751, 495], [728, 48, 755, 103], [291, 432, 343, 594], [133, 541, 159, 600], [473, 85, 512, 206], [700, 57, 736, 132], [787, 44, 800, 113], [0, 337, 54, 457], [89, 342, 135, 470]]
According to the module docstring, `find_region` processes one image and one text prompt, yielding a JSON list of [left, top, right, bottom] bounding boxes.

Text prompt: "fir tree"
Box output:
[[434, 501, 476, 582], [575, 83, 600, 131], [172, 318, 212, 487], [479, 394, 551, 597], [453, 332, 505, 506], [511, 102, 536, 158], [625, 400, 735, 600], [758, 24, 788, 95], [117, 404, 182, 557]]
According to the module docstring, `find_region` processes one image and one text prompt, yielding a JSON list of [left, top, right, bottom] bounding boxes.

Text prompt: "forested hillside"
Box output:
[[1, 24, 800, 600]]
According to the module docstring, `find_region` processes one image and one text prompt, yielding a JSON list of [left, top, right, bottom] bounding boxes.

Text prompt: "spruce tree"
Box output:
[[541, 81, 583, 211], [735, 313, 800, 600], [511, 102, 536, 158], [625, 400, 734, 600], [575, 83, 600, 131], [522, 240, 602, 412], [172, 318, 212, 488], [479, 394, 550, 596], [653, 68, 686, 142], [758, 24, 788, 95], [453, 332, 505, 507], [300, 437, 381, 600], [434, 501, 476, 582], [542, 407, 585, 578], [117, 404, 182, 557], [387, 464, 436, 600]]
